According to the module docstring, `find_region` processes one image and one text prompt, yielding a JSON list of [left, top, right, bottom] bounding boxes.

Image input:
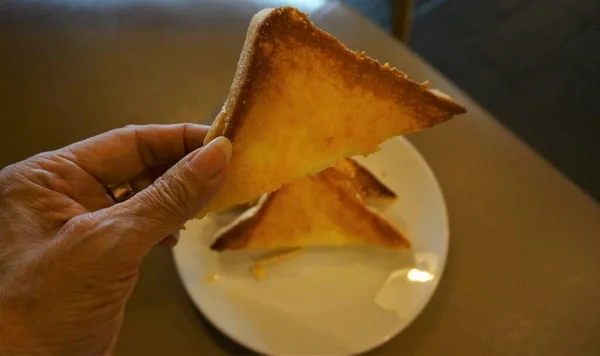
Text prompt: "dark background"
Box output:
[[344, 0, 600, 201]]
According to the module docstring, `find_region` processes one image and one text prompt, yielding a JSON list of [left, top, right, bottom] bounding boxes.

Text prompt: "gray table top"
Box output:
[[1, 0, 599, 355]]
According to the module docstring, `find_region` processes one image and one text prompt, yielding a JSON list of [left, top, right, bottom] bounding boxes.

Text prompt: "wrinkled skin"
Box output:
[[0, 124, 231, 355]]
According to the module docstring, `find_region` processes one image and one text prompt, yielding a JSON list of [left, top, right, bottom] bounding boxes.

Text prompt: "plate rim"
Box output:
[[173, 135, 450, 355]]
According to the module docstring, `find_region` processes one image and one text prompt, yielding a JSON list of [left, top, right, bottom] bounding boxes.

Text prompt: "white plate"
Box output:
[[173, 137, 449, 356]]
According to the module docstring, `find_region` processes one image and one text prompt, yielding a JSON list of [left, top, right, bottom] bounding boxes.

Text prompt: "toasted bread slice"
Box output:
[[200, 6, 465, 215], [333, 159, 396, 203], [210, 167, 409, 251]]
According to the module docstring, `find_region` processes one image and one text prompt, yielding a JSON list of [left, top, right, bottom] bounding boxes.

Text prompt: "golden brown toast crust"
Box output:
[[205, 6, 466, 145], [210, 167, 410, 251], [204, 8, 272, 144]]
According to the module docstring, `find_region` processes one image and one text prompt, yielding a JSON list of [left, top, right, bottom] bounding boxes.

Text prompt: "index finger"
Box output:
[[58, 124, 210, 185]]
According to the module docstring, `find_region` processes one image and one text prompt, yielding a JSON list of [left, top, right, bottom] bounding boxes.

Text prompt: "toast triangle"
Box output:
[[210, 167, 410, 251], [201, 6, 465, 215]]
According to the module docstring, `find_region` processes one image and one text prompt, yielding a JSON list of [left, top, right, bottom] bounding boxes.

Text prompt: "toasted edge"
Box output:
[[204, 8, 275, 145], [343, 158, 397, 202], [319, 170, 409, 249], [210, 193, 275, 251]]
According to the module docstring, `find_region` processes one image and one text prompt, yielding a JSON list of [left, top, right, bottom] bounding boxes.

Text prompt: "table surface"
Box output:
[[1, 0, 599, 355]]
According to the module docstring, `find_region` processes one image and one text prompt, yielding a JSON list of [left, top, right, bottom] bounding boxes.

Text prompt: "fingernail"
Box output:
[[188, 136, 232, 180]]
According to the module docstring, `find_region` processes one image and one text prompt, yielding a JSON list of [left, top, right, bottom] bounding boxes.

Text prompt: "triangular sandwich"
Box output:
[[210, 167, 409, 251]]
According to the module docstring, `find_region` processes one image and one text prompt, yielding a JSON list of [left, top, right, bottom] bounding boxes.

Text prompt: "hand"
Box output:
[[0, 124, 232, 355]]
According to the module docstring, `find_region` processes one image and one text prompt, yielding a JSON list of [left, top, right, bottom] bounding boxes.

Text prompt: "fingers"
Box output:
[[26, 153, 115, 212], [62, 124, 210, 186], [95, 137, 232, 255]]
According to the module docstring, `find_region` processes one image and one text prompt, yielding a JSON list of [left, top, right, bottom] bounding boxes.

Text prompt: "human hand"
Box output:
[[0, 124, 232, 355]]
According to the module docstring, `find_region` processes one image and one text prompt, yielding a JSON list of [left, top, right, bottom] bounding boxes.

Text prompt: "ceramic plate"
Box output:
[[173, 137, 449, 355]]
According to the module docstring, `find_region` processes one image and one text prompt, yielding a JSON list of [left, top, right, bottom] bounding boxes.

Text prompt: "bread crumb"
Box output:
[[205, 273, 220, 284], [290, 9, 303, 22], [428, 88, 454, 101], [251, 264, 265, 280]]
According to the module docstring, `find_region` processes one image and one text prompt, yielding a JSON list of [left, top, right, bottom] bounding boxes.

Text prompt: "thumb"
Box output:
[[105, 136, 232, 248]]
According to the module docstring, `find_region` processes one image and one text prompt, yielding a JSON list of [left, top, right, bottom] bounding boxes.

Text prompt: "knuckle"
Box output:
[[62, 214, 97, 236], [122, 124, 142, 132], [148, 171, 195, 220], [59, 213, 126, 254], [0, 165, 12, 195], [0, 163, 32, 198], [124, 125, 162, 167]]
